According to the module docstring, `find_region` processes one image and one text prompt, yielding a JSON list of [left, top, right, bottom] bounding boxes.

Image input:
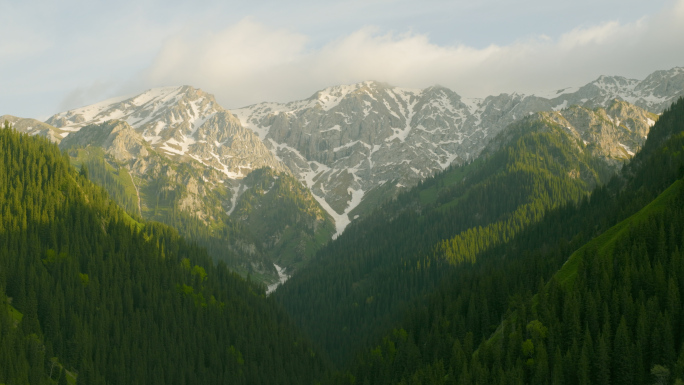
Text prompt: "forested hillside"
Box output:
[[275, 109, 619, 365], [319, 98, 684, 384], [0, 123, 329, 384], [233, 167, 336, 271], [2, 94, 683, 385]]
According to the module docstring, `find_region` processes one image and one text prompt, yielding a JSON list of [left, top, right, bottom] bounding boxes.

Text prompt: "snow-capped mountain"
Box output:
[[0, 115, 68, 143], [46, 86, 288, 179], [39, 67, 684, 237], [484, 99, 657, 168], [233, 82, 557, 233], [46, 87, 335, 284], [234, 68, 683, 232]]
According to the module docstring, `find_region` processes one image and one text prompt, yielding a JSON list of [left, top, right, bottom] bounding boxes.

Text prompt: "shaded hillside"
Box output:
[[233, 167, 335, 271], [0, 123, 330, 384], [59, 120, 335, 284], [328, 98, 684, 384]]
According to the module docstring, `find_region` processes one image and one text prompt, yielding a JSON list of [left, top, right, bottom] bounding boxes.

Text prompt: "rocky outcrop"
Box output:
[[60, 120, 148, 162], [233, 83, 559, 231], [51, 89, 335, 284], [234, 68, 683, 231], [484, 100, 657, 171]]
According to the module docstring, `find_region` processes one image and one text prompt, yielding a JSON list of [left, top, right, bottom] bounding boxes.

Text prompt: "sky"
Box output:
[[2, 0, 684, 120]]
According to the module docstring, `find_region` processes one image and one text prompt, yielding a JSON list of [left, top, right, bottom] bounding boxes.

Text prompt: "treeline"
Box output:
[[0, 123, 329, 384], [67, 143, 276, 280]]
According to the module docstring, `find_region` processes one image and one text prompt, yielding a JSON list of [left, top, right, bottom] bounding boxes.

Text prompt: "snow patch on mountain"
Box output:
[[553, 100, 568, 111], [266, 264, 290, 294], [619, 143, 635, 156], [44, 67, 683, 237], [47, 86, 288, 182]]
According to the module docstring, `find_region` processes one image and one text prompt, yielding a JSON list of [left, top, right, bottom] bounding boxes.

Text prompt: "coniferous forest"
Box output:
[[1, 97, 684, 384], [0, 124, 328, 384], [276, 98, 684, 384]]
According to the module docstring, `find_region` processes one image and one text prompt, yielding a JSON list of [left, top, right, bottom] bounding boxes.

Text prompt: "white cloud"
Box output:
[[147, 19, 309, 84], [137, 0, 684, 109], [57, 81, 118, 112], [3, 0, 683, 119]]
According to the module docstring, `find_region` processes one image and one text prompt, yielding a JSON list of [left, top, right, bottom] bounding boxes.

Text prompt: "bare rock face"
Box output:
[[484, 100, 657, 169], [49, 88, 335, 285], [559, 100, 654, 160], [40, 67, 684, 238], [234, 83, 557, 232], [234, 69, 683, 232], [60, 120, 148, 162]]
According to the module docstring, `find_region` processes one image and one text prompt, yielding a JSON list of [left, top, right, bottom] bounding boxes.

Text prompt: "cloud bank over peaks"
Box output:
[[134, 0, 684, 109]]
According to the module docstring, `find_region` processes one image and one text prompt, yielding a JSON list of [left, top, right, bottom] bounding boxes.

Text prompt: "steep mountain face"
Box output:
[[274, 97, 684, 376], [232, 168, 335, 271], [485, 99, 658, 168], [40, 68, 681, 265], [0, 125, 331, 384], [234, 83, 557, 233], [48, 88, 336, 284], [56, 119, 334, 285], [42, 68, 680, 239], [60, 119, 150, 162], [274, 109, 626, 365], [233, 70, 673, 233], [325, 98, 684, 385], [59, 120, 234, 225], [47, 86, 288, 178]]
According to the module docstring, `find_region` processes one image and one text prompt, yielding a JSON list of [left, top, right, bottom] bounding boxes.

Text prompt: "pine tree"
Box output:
[[613, 317, 633, 385]]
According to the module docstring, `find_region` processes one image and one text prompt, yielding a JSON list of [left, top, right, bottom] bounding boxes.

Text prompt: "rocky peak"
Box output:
[[483, 99, 656, 175], [45, 86, 288, 179], [635, 67, 684, 102], [234, 83, 554, 234], [547, 67, 684, 113], [41, 67, 684, 237]]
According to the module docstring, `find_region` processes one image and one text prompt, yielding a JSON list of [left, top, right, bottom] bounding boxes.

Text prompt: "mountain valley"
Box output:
[[2, 65, 684, 384]]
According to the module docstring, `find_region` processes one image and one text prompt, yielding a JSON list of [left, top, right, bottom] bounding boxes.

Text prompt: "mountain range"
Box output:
[[2, 65, 684, 384], [2, 66, 683, 285]]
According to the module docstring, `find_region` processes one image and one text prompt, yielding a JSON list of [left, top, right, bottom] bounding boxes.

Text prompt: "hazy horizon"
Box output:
[[2, 0, 683, 119]]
